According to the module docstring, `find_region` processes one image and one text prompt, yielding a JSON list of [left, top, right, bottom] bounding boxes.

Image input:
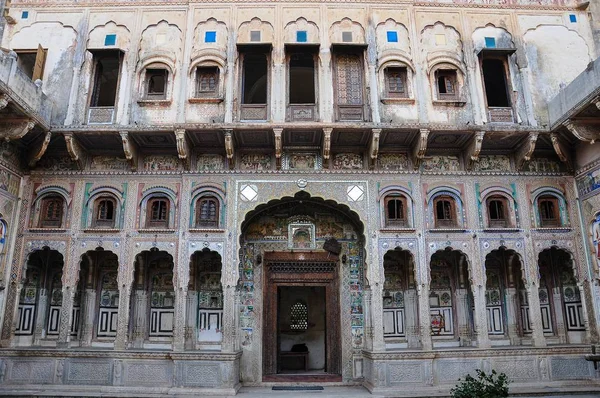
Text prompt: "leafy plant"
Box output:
[[450, 369, 509, 398]]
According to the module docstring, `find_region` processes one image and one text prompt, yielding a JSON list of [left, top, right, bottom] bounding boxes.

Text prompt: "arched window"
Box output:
[[434, 196, 456, 228], [195, 67, 219, 98], [289, 300, 308, 331], [40, 196, 64, 228], [384, 67, 408, 98], [538, 195, 560, 227], [384, 196, 407, 227], [144, 67, 168, 100], [196, 196, 219, 228], [147, 198, 169, 228], [93, 197, 116, 228], [487, 196, 509, 228], [435, 69, 458, 101]]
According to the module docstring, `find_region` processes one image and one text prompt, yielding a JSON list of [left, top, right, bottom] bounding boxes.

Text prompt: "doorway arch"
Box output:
[[238, 191, 366, 382]]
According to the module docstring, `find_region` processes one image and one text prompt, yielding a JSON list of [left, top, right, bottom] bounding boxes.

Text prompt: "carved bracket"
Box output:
[[369, 129, 381, 169], [174, 128, 191, 170], [564, 120, 600, 144], [0, 119, 35, 141], [0, 94, 9, 110], [119, 131, 138, 171], [224, 129, 234, 169], [464, 131, 485, 170], [515, 131, 538, 171], [28, 131, 52, 167], [322, 128, 332, 164], [63, 132, 87, 170], [550, 132, 572, 171], [412, 128, 429, 170], [273, 127, 283, 170]]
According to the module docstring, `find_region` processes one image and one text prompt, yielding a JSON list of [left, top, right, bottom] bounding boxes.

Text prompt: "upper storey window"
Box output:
[[40, 196, 64, 228], [384, 196, 407, 228], [333, 50, 366, 122], [147, 198, 170, 229], [538, 196, 560, 227], [436, 70, 458, 101], [487, 196, 509, 228], [93, 197, 116, 228], [196, 196, 219, 228], [145, 68, 168, 100], [195, 67, 219, 98], [434, 196, 456, 228], [240, 51, 269, 121], [385, 67, 408, 99], [15, 45, 47, 81], [88, 50, 122, 124]]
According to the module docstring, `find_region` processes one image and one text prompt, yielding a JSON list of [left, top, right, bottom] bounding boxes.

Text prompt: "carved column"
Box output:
[[526, 282, 547, 347], [221, 284, 236, 352], [504, 288, 520, 345], [131, 288, 147, 349], [455, 288, 471, 346], [185, 289, 197, 350], [33, 288, 48, 345], [272, 48, 285, 122], [80, 288, 96, 347], [371, 283, 385, 351], [472, 284, 491, 348], [417, 283, 432, 350], [114, 285, 132, 350], [580, 281, 597, 344], [173, 287, 187, 351], [57, 286, 76, 347], [363, 286, 373, 351], [405, 289, 419, 348], [318, 47, 333, 122], [552, 287, 567, 344]]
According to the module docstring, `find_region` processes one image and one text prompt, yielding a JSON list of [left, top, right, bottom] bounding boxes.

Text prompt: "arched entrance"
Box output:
[[239, 192, 365, 382]]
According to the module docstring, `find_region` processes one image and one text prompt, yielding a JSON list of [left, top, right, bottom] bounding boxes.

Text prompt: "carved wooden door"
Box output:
[[263, 253, 341, 378], [334, 53, 365, 121]]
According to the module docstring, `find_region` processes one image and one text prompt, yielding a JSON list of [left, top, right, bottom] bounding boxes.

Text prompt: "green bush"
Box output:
[[450, 369, 509, 398]]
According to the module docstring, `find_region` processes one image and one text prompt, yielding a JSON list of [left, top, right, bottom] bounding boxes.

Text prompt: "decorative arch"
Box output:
[[190, 186, 226, 229], [472, 24, 514, 52], [283, 17, 319, 44], [192, 18, 228, 54], [329, 18, 366, 44], [376, 19, 411, 56], [531, 187, 569, 228], [84, 187, 124, 229], [378, 186, 414, 228], [426, 186, 465, 229], [479, 186, 518, 229], [87, 21, 131, 50], [237, 17, 274, 44], [138, 20, 183, 63], [139, 187, 177, 229]]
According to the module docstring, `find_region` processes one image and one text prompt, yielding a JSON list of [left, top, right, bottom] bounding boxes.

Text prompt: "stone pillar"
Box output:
[[580, 281, 598, 344], [57, 286, 76, 347], [233, 287, 241, 351], [173, 287, 187, 351], [552, 287, 567, 344], [33, 288, 48, 345], [455, 288, 472, 346], [472, 284, 491, 348], [363, 286, 373, 351], [224, 29, 237, 123], [131, 289, 147, 349], [6, 284, 24, 347], [272, 48, 285, 122], [371, 283, 385, 351], [185, 290, 197, 350], [114, 285, 132, 350], [405, 289, 419, 348], [417, 283, 432, 350], [504, 288, 521, 345], [221, 285, 236, 352], [318, 47, 333, 122], [80, 289, 96, 347], [526, 282, 547, 347]]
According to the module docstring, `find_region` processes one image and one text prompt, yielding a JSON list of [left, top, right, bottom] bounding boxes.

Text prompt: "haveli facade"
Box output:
[[0, 0, 599, 396]]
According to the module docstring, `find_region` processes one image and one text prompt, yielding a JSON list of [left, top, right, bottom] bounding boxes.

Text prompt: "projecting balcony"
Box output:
[[0, 50, 53, 129]]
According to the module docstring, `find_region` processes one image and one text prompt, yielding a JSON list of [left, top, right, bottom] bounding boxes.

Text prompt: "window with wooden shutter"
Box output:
[[434, 196, 456, 228], [435, 70, 458, 100], [196, 197, 219, 228], [334, 52, 365, 121], [487, 196, 509, 228], [195, 67, 219, 98], [15, 45, 47, 81], [93, 198, 116, 228], [147, 198, 169, 228], [40, 196, 64, 228], [384, 67, 408, 98], [384, 196, 407, 227], [538, 196, 560, 227]]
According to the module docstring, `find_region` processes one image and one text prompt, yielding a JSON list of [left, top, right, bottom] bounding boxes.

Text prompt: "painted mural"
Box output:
[[421, 156, 461, 172], [578, 167, 600, 197], [377, 153, 409, 171], [333, 153, 363, 170], [197, 154, 225, 171], [240, 154, 271, 170], [593, 213, 600, 266], [474, 155, 511, 172]]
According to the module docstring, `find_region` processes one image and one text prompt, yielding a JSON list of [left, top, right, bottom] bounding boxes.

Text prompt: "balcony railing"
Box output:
[[87, 106, 115, 124], [0, 50, 53, 126], [240, 104, 267, 121]]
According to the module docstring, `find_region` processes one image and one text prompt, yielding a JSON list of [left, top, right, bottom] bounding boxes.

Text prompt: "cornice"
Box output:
[[9, 0, 579, 11], [362, 345, 591, 360], [0, 348, 242, 361]]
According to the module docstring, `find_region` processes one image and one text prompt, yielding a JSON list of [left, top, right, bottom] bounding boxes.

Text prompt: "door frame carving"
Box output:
[[262, 251, 341, 378]]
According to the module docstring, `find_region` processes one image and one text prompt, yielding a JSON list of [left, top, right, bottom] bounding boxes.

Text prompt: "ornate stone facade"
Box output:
[[0, 0, 598, 395]]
